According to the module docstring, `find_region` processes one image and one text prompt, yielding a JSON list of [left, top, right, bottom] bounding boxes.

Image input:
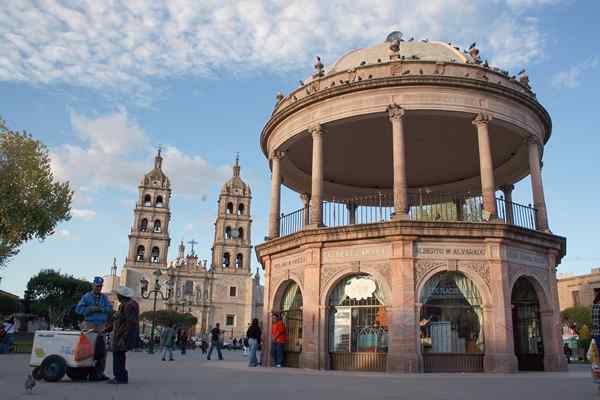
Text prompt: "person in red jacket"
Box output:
[[271, 313, 287, 367]]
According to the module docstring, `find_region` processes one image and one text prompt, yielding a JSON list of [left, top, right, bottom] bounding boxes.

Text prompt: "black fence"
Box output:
[[279, 191, 537, 237]]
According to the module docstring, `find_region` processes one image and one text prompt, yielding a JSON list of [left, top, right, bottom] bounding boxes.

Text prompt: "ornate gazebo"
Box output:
[[256, 32, 566, 373]]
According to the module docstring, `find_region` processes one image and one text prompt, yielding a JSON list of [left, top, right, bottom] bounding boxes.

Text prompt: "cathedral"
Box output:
[[111, 150, 263, 339]]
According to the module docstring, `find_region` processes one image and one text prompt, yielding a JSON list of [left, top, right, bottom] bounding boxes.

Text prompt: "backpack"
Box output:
[[0, 325, 6, 340]]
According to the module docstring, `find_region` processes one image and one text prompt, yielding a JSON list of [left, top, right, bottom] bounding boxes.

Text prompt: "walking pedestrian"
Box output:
[[563, 343, 572, 363], [246, 318, 261, 367], [75, 276, 112, 380], [592, 292, 600, 354], [107, 286, 139, 385], [0, 316, 16, 354], [179, 329, 188, 355], [207, 323, 223, 360], [271, 313, 287, 367], [160, 323, 176, 361]]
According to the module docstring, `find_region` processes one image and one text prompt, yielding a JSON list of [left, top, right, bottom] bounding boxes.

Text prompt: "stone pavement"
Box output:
[[0, 350, 596, 400]]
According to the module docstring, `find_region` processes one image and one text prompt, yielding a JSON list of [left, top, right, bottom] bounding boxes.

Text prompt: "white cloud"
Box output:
[[487, 16, 544, 69], [184, 223, 194, 232], [551, 57, 600, 89], [58, 229, 71, 237], [71, 208, 97, 220], [51, 109, 229, 197], [0, 0, 562, 95]]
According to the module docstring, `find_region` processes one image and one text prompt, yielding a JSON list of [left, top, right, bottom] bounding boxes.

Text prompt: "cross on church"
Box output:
[[187, 239, 198, 256]]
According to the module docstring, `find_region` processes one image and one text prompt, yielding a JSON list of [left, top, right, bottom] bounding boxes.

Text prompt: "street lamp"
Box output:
[[140, 269, 173, 354]]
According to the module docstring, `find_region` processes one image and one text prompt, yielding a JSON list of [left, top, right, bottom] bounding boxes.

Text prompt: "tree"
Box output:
[[26, 269, 92, 328], [140, 310, 198, 328], [560, 305, 592, 333], [0, 292, 19, 316], [0, 118, 73, 268]]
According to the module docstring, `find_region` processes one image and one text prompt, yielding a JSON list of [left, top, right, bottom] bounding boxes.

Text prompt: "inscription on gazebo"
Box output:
[[415, 243, 486, 259], [322, 244, 391, 263], [272, 254, 306, 269], [505, 247, 547, 268]]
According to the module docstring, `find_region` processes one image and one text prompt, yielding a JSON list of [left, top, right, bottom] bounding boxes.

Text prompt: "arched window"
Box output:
[[329, 274, 388, 355], [235, 253, 243, 269], [139, 218, 148, 232], [237, 203, 245, 215], [225, 226, 232, 239], [136, 245, 145, 261], [512, 277, 544, 371], [156, 195, 164, 207], [153, 219, 161, 233], [238, 227, 244, 240], [420, 271, 483, 355], [226, 202, 234, 214], [143, 194, 152, 207], [281, 281, 303, 361], [184, 280, 194, 296], [222, 252, 230, 268], [151, 247, 160, 263]]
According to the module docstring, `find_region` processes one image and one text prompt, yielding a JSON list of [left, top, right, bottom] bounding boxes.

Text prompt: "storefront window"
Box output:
[[419, 271, 484, 354], [281, 281, 303, 353], [328, 275, 388, 353]]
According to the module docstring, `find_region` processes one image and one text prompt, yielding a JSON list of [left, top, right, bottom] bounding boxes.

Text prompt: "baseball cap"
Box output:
[[93, 276, 104, 286]]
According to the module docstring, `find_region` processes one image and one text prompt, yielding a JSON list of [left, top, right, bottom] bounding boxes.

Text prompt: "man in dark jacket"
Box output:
[[108, 286, 139, 384]]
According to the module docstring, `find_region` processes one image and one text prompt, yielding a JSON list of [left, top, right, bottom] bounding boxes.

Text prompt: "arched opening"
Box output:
[[222, 252, 230, 268], [237, 203, 245, 215], [279, 281, 303, 368], [153, 219, 161, 233], [151, 247, 160, 263], [183, 280, 194, 296], [226, 202, 234, 214], [512, 277, 544, 371], [139, 218, 148, 232], [328, 274, 388, 371], [235, 253, 243, 269], [419, 271, 484, 372], [143, 194, 152, 207], [225, 226, 232, 239], [156, 195, 164, 207], [136, 245, 145, 261], [238, 227, 244, 240]]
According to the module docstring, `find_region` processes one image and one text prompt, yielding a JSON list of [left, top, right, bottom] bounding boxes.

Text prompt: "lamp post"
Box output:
[[140, 269, 173, 354]]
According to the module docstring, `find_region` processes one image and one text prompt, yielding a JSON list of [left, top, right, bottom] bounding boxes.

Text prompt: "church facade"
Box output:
[[115, 151, 263, 338]]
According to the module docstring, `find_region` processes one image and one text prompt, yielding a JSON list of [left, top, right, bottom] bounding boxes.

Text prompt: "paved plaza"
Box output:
[[0, 351, 596, 400]]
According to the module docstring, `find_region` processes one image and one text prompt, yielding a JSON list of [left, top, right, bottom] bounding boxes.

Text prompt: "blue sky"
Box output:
[[1, 0, 599, 295]]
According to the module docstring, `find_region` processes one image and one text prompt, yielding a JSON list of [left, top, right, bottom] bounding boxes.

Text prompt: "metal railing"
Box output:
[[278, 191, 537, 237]]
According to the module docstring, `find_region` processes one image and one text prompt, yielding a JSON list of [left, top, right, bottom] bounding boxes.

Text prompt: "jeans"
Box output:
[[0, 334, 14, 354], [207, 341, 223, 360], [161, 346, 174, 360], [248, 338, 258, 366], [112, 351, 128, 383], [271, 342, 284, 366]]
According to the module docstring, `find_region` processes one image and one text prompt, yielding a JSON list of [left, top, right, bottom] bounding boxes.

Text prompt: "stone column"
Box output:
[[388, 104, 409, 220], [308, 125, 324, 228], [542, 249, 568, 371], [527, 137, 550, 231], [300, 193, 310, 227], [268, 151, 284, 239], [300, 244, 321, 369], [473, 113, 497, 220], [387, 238, 421, 372], [261, 256, 273, 367], [500, 184, 514, 224]]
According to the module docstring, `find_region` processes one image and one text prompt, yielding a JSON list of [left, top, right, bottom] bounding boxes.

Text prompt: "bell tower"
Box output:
[[211, 155, 252, 273], [124, 149, 172, 278]]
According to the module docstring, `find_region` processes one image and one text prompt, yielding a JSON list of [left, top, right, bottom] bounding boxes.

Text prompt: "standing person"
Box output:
[[246, 318, 261, 367], [271, 313, 287, 368], [200, 338, 208, 354], [592, 292, 600, 356], [207, 323, 223, 361], [108, 286, 139, 385], [563, 343, 572, 364], [160, 323, 176, 361], [179, 329, 188, 355], [0, 316, 16, 354], [75, 276, 112, 380]]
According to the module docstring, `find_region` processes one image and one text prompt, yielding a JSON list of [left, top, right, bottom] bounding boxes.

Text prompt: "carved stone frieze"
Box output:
[[460, 261, 490, 288]]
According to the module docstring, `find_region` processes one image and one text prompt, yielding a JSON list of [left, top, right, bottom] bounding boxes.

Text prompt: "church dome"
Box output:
[[328, 34, 468, 75], [141, 150, 170, 188], [220, 156, 251, 196]]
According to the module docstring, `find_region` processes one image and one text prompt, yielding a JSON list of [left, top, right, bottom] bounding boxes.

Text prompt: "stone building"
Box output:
[[557, 268, 600, 310], [117, 153, 262, 338], [256, 33, 566, 373]]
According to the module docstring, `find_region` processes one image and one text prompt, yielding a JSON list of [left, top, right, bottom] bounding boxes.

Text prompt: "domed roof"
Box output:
[[220, 155, 251, 196], [141, 150, 170, 188], [321, 32, 468, 77]]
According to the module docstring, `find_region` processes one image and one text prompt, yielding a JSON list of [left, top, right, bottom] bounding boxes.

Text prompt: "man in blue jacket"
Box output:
[[76, 276, 113, 381]]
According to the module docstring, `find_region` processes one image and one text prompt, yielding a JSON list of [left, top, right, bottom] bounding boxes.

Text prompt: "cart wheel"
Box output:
[[66, 367, 90, 381], [32, 366, 44, 381], [41, 355, 67, 382]]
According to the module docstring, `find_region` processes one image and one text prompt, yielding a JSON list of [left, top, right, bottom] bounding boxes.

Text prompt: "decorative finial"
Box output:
[[187, 239, 198, 256], [233, 153, 241, 177], [276, 91, 284, 102], [468, 43, 482, 65], [313, 56, 324, 78], [154, 145, 164, 169], [518, 68, 530, 89]]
